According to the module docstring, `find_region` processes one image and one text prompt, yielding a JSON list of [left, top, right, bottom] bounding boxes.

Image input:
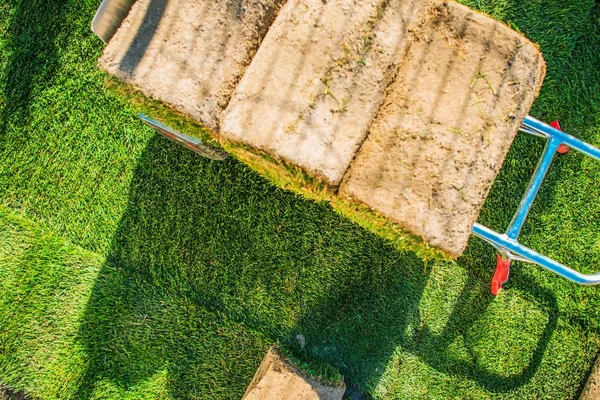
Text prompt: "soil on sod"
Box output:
[[340, 1, 545, 256], [221, 0, 420, 186], [99, 0, 286, 131], [0, 385, 26, 400], [242, 347, 346, 400]]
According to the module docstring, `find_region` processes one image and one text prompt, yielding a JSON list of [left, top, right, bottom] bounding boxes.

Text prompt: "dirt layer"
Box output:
[[580, 354, 600, 400], [242, 347, 345, 400], [0, 385, 26, 400], [340, 0, 546, 256]]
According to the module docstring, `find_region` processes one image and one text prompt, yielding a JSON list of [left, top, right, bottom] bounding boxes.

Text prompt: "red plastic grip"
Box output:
[[551, 120, 570, 154], [491, 254, 511, 295]]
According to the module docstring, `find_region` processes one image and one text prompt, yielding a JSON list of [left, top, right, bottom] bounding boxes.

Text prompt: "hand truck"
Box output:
[[472, 116, 600, 295]]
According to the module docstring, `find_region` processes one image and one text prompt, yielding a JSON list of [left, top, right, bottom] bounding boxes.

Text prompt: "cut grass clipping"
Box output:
[[1, 0, 600, 399]]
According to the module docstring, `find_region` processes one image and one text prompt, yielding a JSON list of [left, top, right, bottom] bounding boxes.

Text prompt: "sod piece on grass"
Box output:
[[340, 1, 546, 256], [242, 346, 345, 400], [99, 0, 286, 131], [221, 0, 424, 186]]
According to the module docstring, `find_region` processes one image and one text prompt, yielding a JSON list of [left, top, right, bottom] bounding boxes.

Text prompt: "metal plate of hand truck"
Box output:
[[92, 0, 137, 43]]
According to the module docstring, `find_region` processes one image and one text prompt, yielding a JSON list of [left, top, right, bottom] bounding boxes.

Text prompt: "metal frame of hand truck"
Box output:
[[472, 116, 600, 295]]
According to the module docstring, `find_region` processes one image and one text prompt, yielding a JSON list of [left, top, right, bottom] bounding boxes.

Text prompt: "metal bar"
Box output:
[[505, 138, 560, 239], [139, 114, 229, 161], [519, 126, 547, 138], [472, 223, 600, 285], [523, 116, 600, 160]]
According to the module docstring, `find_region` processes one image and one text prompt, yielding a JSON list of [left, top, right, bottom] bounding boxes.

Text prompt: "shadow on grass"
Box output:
[[74, 135, 558, 398], [0, 0, 69, 148]]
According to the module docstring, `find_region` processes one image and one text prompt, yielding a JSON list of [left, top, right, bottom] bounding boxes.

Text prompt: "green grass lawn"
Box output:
[[1, 0, 600, 398]]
